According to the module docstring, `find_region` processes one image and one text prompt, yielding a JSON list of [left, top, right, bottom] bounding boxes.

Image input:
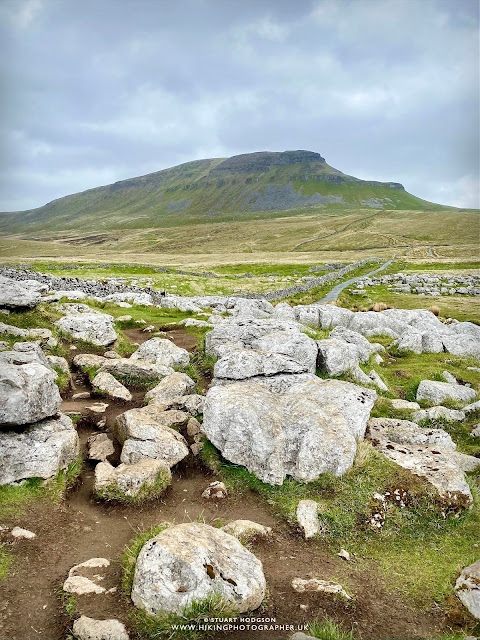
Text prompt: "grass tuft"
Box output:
[[308, 617, 355, 640]]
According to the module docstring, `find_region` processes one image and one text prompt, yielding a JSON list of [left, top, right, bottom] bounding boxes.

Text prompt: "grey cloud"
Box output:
[[0, 0, 478, 211]]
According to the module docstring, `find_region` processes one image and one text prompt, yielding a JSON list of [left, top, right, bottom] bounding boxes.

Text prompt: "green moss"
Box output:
[[0, 455, 82, 519]]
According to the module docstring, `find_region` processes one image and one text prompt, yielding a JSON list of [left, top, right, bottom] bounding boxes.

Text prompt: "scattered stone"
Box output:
[[91, 372, 132, 402], [202, 481, 228, 499], [412, 406, 466, 423], [367, 417, 455, 449], [455, 560, 480, 619], [94, 459, 171, 501], [11, 527, 36, 540], [116, 405, 189, 466], [443, 371, 457, 384], [145, 372, 195, 403], [0, 360, 61, 427], [368, 369, 388, 391], [72, 616, 129, 640], [131, 522, 266, 615], [373, 353, 384, 364], [88, 434, 115, 462], [464, 400, 480, 413], [73, 354, 107, 370], [221, 520, 272, 540], [337, 549, 351, 561], [0, 414, 79, 485], [46, 355, 70, 375], [86, 402, 109, 415], [0, 275, 42, 309], [117, 315, 132, 322], [72, 392, 91, 400], [316, 338, 360, 376], [416, 380, 476, 405], [296, 500, 321, 539], [103, 350, 121, 359], [390, 399, 420, 411], [186, 417, 202, 436], [472, 425, 480, 438], [63, 558, 110, 595], [56, 313, 117, 347], [98, 358, 174, 382], [130, 337, 189, 368], [291, 578, 351, 600]]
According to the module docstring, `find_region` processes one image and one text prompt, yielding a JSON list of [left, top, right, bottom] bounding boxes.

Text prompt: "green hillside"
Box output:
[[0, 150, 444, 235]]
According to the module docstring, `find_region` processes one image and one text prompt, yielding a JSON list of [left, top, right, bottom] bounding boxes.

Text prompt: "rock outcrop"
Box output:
[[131, 523, 266, 615]]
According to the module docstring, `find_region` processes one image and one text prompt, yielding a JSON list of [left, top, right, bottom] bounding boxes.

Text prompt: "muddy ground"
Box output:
[[0, 328, 445, 640]]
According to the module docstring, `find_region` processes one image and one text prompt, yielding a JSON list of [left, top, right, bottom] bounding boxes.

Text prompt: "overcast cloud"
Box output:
[[0, 0, 478, 211]]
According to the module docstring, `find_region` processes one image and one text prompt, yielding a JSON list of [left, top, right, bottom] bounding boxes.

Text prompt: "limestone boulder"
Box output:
[[0, 414, 79, 485], [0, 275, 42, 309], [72, 616, 129, 640], [228, 298, 274, 319], [0, 361, 61, 427], [367, 417, 455, 449], [130, 338, 189, 368], [91, 372, 132, 402], [98, 358, 174, 381], [203, 378, 376, 485], [316, 339, 360, 376], [56, 313, 117, 346], [131, 523, 266, 615], [116, 405, 189, 466], [94, 459, 171, 501], [221, 520, 272, 541], [329, 326, 384, 362], [296, 500, 321, 539], [145, 372, 195, 403], [416, 380, 476, 405], [412, 406, 466, 423]]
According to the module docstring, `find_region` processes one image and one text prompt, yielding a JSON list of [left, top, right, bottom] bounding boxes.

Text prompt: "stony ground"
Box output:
[[0, 262, 479, 640]]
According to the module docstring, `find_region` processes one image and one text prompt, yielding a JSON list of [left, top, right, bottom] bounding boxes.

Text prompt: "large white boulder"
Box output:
[[0, 414, 79, 485], [0, 275, 42, 308], [316, 339, 360, 376], [203, 378, 376, 485], [131, 523, 266, 615], [227, 298, 274, 319], [130, 338, 190, 368], [98, 358, 174, 381], [0, 360, 61, 427], [416, 380, 476, 405], [56, 313, 117, 346]]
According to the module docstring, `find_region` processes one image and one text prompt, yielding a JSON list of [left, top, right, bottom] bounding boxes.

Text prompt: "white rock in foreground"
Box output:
[[455, 559, 480, 619], [0, 414, 79, 485], [131, 523, 266, 615], [72, 616, 129, 640], [145, 372, 195, 403], [203, 378, 376, 485]]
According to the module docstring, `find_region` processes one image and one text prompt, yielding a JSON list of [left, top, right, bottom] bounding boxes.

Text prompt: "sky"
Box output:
[[0, 0, 479, 212]]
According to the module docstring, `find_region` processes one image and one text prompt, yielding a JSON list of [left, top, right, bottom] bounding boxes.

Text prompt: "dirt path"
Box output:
[[0, 329, 443, 640]]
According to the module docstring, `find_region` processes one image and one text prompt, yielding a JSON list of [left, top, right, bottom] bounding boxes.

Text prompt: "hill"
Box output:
[[0, 150, 444, 235]]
